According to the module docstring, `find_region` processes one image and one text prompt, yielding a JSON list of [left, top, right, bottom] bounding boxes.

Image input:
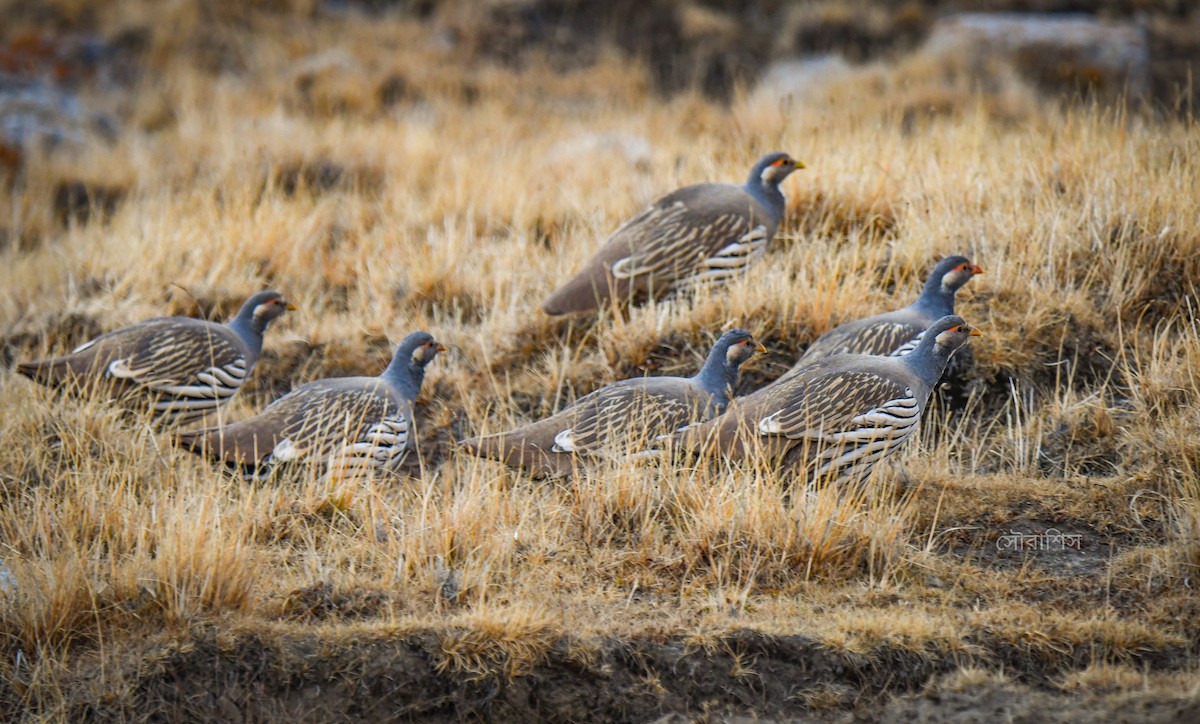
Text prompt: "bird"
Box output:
[[778, 256, 983, 382], [16, 290, 294, 425], [175, 331, 445, 479], [668, 316, 982, 484], [542, 152, 804, 316], [459, 329, 766, 477]]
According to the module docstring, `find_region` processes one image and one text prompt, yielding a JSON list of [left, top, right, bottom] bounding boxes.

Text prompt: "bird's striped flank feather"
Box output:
[[811, 391, 922, 480], [674, 223, 769, 289], [318, 414, 413, 479], [889, 330, 924, 357]]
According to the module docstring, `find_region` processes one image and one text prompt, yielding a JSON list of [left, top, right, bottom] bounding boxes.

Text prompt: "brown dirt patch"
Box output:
[[9, 626, 1191, 722]]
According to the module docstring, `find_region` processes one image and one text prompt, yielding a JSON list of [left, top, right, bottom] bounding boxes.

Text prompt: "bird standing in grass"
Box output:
[[668, 316, 982, 484], [776, 256, 983, 383], [542, 152, 804, 316], [459, 329, 765, 477], [16, 290, 294, 425], [176, 331, 445, 479]]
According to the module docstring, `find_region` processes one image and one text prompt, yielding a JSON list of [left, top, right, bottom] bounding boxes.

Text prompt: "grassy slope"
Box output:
[[1, 3, 1199, 720]]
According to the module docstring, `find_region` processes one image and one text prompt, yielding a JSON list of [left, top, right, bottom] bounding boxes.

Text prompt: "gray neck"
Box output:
[[226, 310, 266, 361], [743, 177, 786, 223], [694, 343, 741, 404], [382, 356, 426, 401], [906, 334, 956, 386], [911, 277, 957, 318]]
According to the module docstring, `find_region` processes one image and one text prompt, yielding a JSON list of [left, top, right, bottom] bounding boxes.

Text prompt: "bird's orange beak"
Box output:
[[755, 343, 767, 354], [969, 328, 983, 337], [285, 302, 298, 311], [970, 265, 984, 275], [436, 343, 448, 352]]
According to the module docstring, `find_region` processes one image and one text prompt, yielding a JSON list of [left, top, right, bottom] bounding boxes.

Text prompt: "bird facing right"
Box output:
[[668, 316, 982, 484], [16, 290, 294, 425], [459, 329, 765, 477], [542, 152, 804, 316], [777, 255, 983, 383], [176, 331, 445, 479]]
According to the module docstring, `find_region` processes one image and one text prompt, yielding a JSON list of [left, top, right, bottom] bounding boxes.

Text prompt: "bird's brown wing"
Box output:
[[179, 379, 397, 468], [554, 378, 707, 453], [767, 367, 924, 482], [758, 370, 915, 440], [111, 319, 244, 380], [799, 308, 931, 364], [19, 318, 251, 424], [459, 378, 709, 477], [542, 184, 771, 315], [106, 320, 251, 418], [676, 361, 921, 474]]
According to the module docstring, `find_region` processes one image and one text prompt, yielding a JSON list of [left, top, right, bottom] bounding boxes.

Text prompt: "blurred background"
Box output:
[[1, 0, 1196, 250], [2, 0, 1198, 152]]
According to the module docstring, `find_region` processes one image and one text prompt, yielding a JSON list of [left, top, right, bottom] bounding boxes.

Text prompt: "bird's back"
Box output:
[[179, 377, 399, 467], [460, 375, 713, 476], [799, 306, 932, 364], [18, 316, 237, 387], [542, 183, 772, 315]]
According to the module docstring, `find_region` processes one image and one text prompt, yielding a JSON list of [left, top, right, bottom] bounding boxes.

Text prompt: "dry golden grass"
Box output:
[[1, 2, 1199, 719]]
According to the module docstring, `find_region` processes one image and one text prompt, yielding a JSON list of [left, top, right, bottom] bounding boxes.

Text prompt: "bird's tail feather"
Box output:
[[16, 359, 67, 386]]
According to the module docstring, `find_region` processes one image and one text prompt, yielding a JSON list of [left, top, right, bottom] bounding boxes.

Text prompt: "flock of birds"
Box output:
[[15, 152, 983, 484]]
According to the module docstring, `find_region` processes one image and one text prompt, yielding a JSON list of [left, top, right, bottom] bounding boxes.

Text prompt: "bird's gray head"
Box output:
[[927, 256, 984, 296], [906, 316, 981, 383], [395, 331, 446, 370], [235, 290, 294, 334], [927, 315, 982, 355], [719, 329, 765, 369], [384, 331, 446, 398], [750, 152, 805, 188], [698, 328, 765, 392]]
